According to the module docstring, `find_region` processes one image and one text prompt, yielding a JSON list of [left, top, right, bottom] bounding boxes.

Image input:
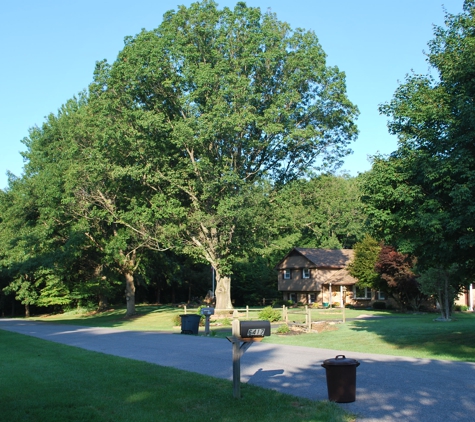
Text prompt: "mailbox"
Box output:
[[200, 307, 215, 316], [239, 320, 271, 339]]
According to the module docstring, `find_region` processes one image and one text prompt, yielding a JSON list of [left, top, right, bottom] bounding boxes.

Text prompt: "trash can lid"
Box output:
[[322, 355, 360, 366]]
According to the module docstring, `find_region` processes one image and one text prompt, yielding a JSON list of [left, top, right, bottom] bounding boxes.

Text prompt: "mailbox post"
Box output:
[[227, 313, 271, 399], [200, 307, 215, 336]]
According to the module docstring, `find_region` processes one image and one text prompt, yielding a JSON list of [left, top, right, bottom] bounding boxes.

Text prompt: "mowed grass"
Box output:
[[31, 305, 475, 361], [267, 312, 475, 361], [0, 330, 353, 422]]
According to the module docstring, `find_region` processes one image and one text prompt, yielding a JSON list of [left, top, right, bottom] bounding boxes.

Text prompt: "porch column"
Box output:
[[340, 285, 343, 308], [329, 282, 332, 308], [470, 283, 473, 311]]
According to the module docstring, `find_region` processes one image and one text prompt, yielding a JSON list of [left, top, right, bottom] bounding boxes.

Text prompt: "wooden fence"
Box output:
[[182, 304, 346, 332]]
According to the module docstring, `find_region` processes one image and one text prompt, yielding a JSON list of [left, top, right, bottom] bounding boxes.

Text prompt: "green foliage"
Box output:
[[172, 313, 181, 326], [266, 175, 367, 255], [418, 266, 463, 320], [84, 0, 358, 310], [455, 305, 469, 312], [220, 317, 232, 326], [258, 306, 281, 322], [1, 1, 360, 314], [366, 2, 475, 286], [347, 234, 381, 288], [276, 324, 290, 334], [272, 299, 293, 307]]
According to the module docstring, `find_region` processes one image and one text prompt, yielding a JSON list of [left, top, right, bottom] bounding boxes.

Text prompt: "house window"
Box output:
[[354, 286, 372, 300], [378, 291, 386, 300], [289, 293, 296, 303], [302, 268, 310, 279], [308, 293, 316, 303], [284, 269, 291, 279]]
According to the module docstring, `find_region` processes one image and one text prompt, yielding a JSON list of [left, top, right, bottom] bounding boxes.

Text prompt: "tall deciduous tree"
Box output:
[[86, 1, 359, 309], [347, 235, 381, 288], [364, 1, 475, 288], [374, 246, 424, 311]]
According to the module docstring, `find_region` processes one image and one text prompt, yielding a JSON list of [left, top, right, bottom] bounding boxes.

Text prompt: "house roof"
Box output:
[[324, 268, 358, 286], [275, 247, 354, 269]]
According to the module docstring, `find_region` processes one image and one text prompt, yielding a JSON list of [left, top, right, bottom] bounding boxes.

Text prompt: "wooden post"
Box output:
[[246, 305, 249, 319], [184, 305, 187, 315], [232, 310, 239, 336], [232, 338, 241, 398], [342, 304, 346, 323], [307, 306, 311, 332]]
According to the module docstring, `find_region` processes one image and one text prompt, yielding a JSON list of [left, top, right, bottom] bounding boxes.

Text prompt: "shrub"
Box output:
[[272, 299, 293, 307], [276, 324, 290, 334], [172, 314, 181, 326], [221, 317, 232, 326], [372, 301, 387, 310], [258, 306, 281, 322], [455, 304, 469, 312]]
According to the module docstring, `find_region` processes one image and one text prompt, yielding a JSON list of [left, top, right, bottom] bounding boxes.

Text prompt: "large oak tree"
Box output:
[[86, 1, 358, 309]]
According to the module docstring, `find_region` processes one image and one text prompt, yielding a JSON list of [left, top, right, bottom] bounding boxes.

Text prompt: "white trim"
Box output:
[[470, 283, 473, 311], [354, 285, 371, 300]]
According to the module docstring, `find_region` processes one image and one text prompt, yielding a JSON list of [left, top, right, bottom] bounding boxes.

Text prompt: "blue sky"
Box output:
[[0, 0, 464, 189]]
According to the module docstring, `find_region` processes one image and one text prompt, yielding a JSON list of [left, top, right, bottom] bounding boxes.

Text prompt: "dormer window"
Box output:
[[284, 269, 291, 279], [302, 268, 310, 278]]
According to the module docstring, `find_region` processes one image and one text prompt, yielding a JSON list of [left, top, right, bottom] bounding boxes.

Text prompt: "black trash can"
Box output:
[[321, 355, 360, 403], [180, 314, 201, 335]]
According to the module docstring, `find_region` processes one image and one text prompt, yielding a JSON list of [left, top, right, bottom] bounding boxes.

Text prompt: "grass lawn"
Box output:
[[29, 305, 475, 362], [0, 330, 353, 422], [267, 312, 475, 361]]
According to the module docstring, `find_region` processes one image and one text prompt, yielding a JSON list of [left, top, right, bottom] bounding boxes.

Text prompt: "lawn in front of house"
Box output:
[[30, 305, 475, 362]]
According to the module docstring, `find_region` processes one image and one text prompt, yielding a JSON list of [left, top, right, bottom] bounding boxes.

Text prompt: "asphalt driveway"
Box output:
[[1, 319, 474, 422]]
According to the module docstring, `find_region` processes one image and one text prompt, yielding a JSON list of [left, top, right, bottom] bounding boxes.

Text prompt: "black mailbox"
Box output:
[[200, 307, 215, 316], [239, 320, 271, 338]]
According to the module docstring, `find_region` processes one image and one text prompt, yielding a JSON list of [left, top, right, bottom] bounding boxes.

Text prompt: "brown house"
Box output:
[[275, 247, 381, 307]]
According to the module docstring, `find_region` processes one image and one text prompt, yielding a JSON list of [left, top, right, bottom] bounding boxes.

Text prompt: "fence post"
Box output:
[[307, 306, 311, 332], [184, 305, 187, 315], [232, 309, 239, 337], [342, 305, 346, 323], [246, 305, 249, 319]]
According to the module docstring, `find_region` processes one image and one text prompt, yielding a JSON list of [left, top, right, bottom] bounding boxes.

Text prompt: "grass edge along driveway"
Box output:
[[30, 306, 475, 362], [0, 329, 354, 422]]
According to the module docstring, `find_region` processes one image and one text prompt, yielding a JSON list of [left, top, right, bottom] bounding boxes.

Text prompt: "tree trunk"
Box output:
[[98, 295, 109, 311], [444, 272, 450, 321], [156, 287, 161, 304], [25, 303, 30, 318], [215, 272, 233, 310], [124, 270, 136, 316]]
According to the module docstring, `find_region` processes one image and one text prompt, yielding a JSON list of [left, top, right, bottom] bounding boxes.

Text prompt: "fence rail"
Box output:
[[183, 304, 346, 333]]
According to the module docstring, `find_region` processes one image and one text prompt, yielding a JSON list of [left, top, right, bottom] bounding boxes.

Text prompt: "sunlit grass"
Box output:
[[266, 312, 475, 361], [30, 305, 475, 362]]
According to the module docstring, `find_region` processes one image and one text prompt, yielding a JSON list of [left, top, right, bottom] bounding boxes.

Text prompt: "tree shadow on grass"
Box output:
[[348, 313, 475, 361]]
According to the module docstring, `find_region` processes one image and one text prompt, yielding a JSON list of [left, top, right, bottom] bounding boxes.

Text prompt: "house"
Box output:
[[275, 247, 385, 307], [455, 284, 474, 311]]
